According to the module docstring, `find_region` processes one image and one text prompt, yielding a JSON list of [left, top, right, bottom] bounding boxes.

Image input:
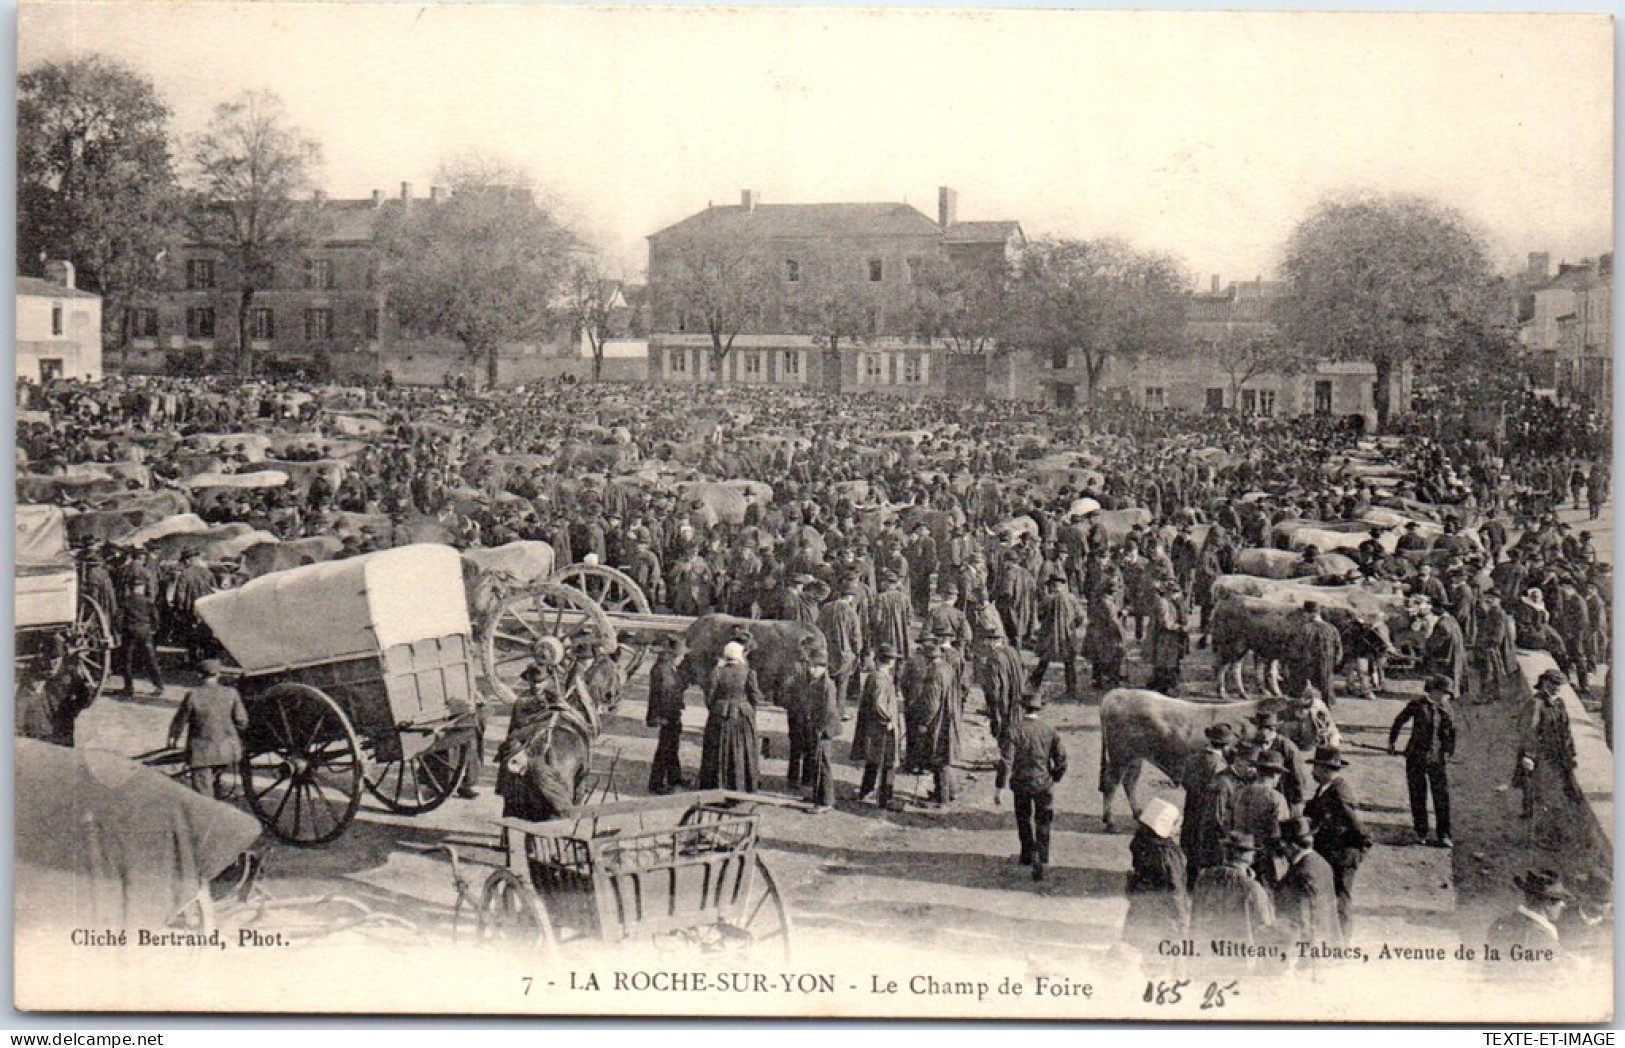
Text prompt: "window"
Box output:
[[304, 259, 335, 290], [185, 259, 215, 290], [902, 354, 923, 384], [868, 258, 883, 282], [129, 308, 159, 338], [365, 309, 380, 340], [782, 351, 800, 376], [1144, 386, 1166, 409], [906, 256, 923, 284], [1240, 388, 1258, 413], [866, 306, 882, 335], [250, 307, 275, 340], [50, 304, 63, 336], [742, 351, 761, 377], [304, 308, 333, 341], [863, 353, 885, 382], [186, 307, 216, 339], [677, 310, 687, 333], [1205, 387, 1225, 412], [1314, 380, 1333, 415], [784, 259, 800, 283], [1050, 348, 1069, 370], [669, 348, 688, 373], [1258, 390, 1276, 417]]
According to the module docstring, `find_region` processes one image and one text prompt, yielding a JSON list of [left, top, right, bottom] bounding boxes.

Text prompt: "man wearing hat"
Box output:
[[817, 580, 864, 720], [1276, 815, 1343, 946], [1304, 746, 1372, 934], [1486, 869, 1576, 956], [1396, 521, 1429, 554], [1191, 831, 1275, 948], [1250, 710, 1311, 812], [1029, 572, 1087, 702], [166, 658, 248, 801], [997, 689, 1068, 883], [1389, 675, 1457, 847], [645, 635, 689, 794], [1513, 669, 1584, 823], [781, 573, 825, 626], [117, 576, 165, 697], [1182, 723, 1241, 888], [998, 555, 1039, 651], [800, 649, 845, 813], [855, 643, 905, 809], [1230, 749, 1291, 888], [868, 571, 915, 666], [1291, 602, 1343, 708], [784, 637, 825, 792], [1146, 577, 1188, 695]]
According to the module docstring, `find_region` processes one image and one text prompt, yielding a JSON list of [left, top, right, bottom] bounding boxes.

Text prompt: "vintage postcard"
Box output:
[[12, 2, 1614, 1022]]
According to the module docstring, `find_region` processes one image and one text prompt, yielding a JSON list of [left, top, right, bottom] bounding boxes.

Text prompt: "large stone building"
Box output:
[[17, 262, 102, 384], [645, 188, 1022, 396], [1514, 252, 1613, 411]]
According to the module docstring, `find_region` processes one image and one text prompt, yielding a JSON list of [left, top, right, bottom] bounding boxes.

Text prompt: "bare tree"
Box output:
[[1208, 329, 1308, 409], [377, 155, 576, 388], [653, 229, 774, 376], [184, 90, 322, 376], [566, 259, 618, 382], [908, 253, 1011, 355]]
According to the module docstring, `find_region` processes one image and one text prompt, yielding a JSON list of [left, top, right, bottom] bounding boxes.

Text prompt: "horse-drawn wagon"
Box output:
[[193, 544, 482, 845], [15, 504, 114, 700]]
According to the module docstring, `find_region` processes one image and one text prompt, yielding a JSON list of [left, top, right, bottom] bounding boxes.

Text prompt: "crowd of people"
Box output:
[[13, 369, 1613, 965]]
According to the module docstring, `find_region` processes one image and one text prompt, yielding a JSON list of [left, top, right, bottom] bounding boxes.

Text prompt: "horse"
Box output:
[[495, 672, 600, 823]]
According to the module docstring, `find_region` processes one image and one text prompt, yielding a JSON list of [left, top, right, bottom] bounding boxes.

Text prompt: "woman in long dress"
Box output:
[[699, 641, 762, 791]]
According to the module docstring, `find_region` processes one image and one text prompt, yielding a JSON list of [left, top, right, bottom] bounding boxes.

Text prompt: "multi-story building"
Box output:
[[1516, 253, 1613, 411], [17, 261, 102, 383], [645, 188, 1022, 396]]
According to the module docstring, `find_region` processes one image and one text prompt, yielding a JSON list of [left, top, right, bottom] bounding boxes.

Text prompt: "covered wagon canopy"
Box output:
[[17, 504, 69, 571], [196, 544, 471, 675], [175, 470, 290, 491]]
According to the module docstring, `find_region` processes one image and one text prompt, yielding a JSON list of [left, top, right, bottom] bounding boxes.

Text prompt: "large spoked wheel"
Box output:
[[479, 582, 615, 706], [365, 743, 469, 815], [721, 855, 794, 964], [63, 596, 113, 700], [478, 869, 557, 955], [241, 684, 364, 846], [550, 565, 651, 679]]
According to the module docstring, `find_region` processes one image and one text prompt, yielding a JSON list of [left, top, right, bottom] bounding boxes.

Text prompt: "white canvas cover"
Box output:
[[175, 470, 289, 490], [16, 505, 75, 627], [16, 505, 69, 570], [195, 544, 471, 673], [117, 513, 209, 548]]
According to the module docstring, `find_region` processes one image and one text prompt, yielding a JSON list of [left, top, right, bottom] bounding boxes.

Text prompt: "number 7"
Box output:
[[522, 977, 534, 996]]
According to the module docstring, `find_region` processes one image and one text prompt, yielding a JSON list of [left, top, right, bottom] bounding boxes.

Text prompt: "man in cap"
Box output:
[[1191, 831, 1275, 948], [801, 649, 844, 813], [1182, 723, 1240, 888], [1486, 869, 1576, 957], [855, 643, 904, 809], [1029, 571, 1087, 702], [1250, 710, 1311, 812], [997, 689, 1068, 883], [1389, 675, 1457, 847], [1146, 576, 1188, 695], [1304, 746, 1372, 934], [1513, 669, 1584, 822], [166, 658, 248, 801], [117, 577, 165, 697], [1276, 815, 1342, 946], [645, 635, 689, 794]]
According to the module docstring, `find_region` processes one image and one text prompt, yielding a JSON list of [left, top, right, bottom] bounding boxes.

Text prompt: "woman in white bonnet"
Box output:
[[1122, 796, 1191, 961], [698, 640, 762, 791]]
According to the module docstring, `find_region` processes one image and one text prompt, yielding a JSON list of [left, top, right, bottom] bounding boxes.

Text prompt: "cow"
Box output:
[[675, 480, 774, 527], [89, 488, 191, 519], [989, 515, 1040, 544], [1098, 688, 1287, 830], [1094, 507, 1154, 546], [1286, 525, 1381, 555], [240, 536, 344, 579], [65, 508, 149, 546], [1209, 594, 1397, 701], [678, 614, 828, 704], [555, 442, 640, 473], [1233, 547, 1358, 580]]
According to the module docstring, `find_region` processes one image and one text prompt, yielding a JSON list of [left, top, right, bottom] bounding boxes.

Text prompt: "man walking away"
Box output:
[[997, 689, 1068, 883], [167, 659, 248, 801]]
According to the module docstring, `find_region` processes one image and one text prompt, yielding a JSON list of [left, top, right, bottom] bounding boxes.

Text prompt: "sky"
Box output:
[[17, 3, 1614, 285]]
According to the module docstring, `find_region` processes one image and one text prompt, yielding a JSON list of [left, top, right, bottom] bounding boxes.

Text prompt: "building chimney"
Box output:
[[1210, 274, 1220, 293], [372, 189, 384, 207], [1528, 252, 1550, 281], [430, 185, 443, 204], [400, 182, 413, 202], [741, 189, 758, 211], [43, 260, 75, 290], [938, 186, 958, 229], [312, 188, 326, 203]]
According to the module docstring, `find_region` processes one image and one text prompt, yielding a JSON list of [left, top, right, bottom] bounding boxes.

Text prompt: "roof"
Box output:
[[944, 220, 1023, 245], [650, 202, 944, 241], [17, 277, 100, 301], [1187, 293, 1278, 323]]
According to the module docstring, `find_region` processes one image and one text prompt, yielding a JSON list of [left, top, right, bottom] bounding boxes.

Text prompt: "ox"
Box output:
[[676, 480, 773, 527], [1209, 594, 1396, 701], [989, 515, 1040, 544], [679, 614, 827, 703], [1099, 689, 1288, 830], [1233, 547, 1358, 580], [240, 536, 344, 579]]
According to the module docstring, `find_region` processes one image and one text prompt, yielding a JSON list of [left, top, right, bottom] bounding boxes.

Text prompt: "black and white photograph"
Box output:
[[10, 2, 1614, 1021]]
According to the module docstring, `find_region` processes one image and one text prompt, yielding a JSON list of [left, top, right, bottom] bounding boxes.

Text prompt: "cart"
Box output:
[[194, 544, 481, 846], [447, 791, 793, 961], [15, 504, 114, 699]]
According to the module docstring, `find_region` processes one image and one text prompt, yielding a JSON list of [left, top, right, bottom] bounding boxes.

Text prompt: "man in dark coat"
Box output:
[[1191, 832, 1276, 949], [117, 578, 165, 696], [997, 690, 1068, 882], [1250, 711, 1311, 813], [1416, 600, 1469, 702], [802, 651, 845, 812], [868, 571, 914, 664], [1389, 675, 1457, 847], [856, 644, 904, 809], [1304, 746, 1372, 934], [1029, 572, 1087, 701], [1485, 869, 1573, 960], [818, 582, 864, 718], [699, 641, 761, 792], [1181, 723, 1240, 889], [645, 637, 688, 794], [976, 635, 1026, 762], [1293, 602, 1343, 707], [166, 659, 248, 800], [1275, 816, 1343, 947], [1146, 578, 1188, 695], [1514, 669, 1585, 822]]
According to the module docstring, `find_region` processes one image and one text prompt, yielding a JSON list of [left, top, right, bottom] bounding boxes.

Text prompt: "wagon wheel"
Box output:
[[718, 854, 794, 964], [241, 684, 364, 846], [479, 581, 615, 706], [364, 743, 468, 815], [550, 564, 651, 679], [478, 868, 557, 956], [61, 596, 113, 700]]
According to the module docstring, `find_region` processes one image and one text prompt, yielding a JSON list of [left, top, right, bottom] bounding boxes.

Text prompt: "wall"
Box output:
[[15, 293, 102, 383]]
